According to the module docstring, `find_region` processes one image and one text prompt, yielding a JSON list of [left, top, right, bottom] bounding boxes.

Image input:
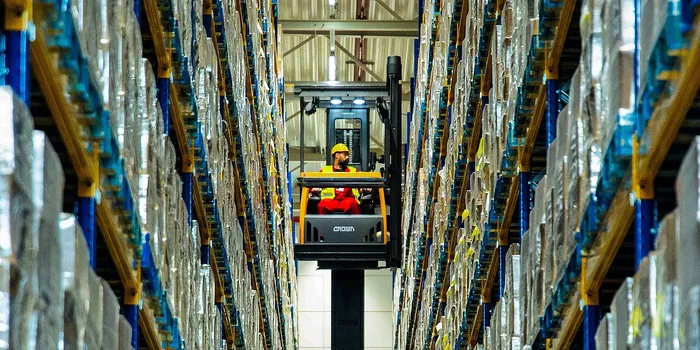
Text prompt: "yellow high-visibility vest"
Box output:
[[319, 165, 360, 203]]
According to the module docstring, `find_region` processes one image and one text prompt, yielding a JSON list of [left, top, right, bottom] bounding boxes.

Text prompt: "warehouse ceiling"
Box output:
[[280, 0, 417, 157]]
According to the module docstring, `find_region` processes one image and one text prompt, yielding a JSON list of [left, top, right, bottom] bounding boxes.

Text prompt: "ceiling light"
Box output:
[[330, 97, 343, 105], [353, 97, 366, 105]]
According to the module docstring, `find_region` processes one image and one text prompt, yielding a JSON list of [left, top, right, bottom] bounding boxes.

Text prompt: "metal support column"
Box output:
[[581, 257, 600, 349], [5, 3, 30, 103], [482, 301, 492, 330], [133, 0, 142, 24], [181, 171, 193, 226], [157, 77, 170, 134], [201, 244, 211, 265], [203, 6, 213, 38], [519, 170, 531, 240], [122, 304, 139, 349], [123, 258, 141, 350], [546, 71, 559, 146], [6, 31, 29, 103], [583, 305, 601, 350], [76, 144, 99, 268], [634, 198, 657, 269], [76, 197, 97, 268]]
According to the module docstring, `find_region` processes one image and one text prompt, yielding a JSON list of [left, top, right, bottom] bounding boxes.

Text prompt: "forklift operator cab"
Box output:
[[293, 57, 403, 269], [312, 143, 363, 215]]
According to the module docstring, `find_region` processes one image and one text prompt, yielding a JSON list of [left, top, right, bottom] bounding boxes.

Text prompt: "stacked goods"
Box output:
[[118, 316, 134, 350], [1, 88, 133, 349], [592, 136, 700, 349], [1, 87, 39, 349], [32, 131, 65, 349], [655, 211, 679, 349], [8, 0, 295, 347], [677, 137, 700, 348]]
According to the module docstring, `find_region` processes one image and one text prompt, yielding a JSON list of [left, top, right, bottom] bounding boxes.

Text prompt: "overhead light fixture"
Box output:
[[353, 97, 366, 105], [330, 97, 343, 105]]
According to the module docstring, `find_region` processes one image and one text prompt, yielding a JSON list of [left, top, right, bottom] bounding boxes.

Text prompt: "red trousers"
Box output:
[[318, 197, 360, 214]]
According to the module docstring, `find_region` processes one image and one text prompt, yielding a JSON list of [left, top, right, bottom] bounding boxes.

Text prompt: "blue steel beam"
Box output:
[[76, 197, 97, 268], [583, 305, 601, 350], [519, 171, 531, 239], [181, 172, 193, 226], [634, 198, 657, 270], [122, 305, 139, 348], [157, 78, 170, 134], [482, 302, 492, 330], [6, 30, 29, 103], [134, 0, 142, 25], [546, 77, 559, 147]]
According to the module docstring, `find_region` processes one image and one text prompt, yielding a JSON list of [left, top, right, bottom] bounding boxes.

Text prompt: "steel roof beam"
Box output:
[[283, 35, 317, 58], [375, 0, 405, 20], [280, 20, 418, 37]]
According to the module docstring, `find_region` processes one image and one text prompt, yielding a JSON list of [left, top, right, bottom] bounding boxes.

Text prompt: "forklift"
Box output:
[[292, 57, 403, 350]]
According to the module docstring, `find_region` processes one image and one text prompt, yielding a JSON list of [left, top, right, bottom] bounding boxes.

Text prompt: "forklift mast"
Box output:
[[293, 56, 402, 268]]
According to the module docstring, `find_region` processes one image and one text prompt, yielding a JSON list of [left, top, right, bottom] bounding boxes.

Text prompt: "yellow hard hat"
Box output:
[[330, 143, 350, 155]]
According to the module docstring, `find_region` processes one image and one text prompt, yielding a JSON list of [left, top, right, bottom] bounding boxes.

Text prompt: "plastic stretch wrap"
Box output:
[[506, 246, 521, 339], [520, 230, 531, 345], [59, 214, 91, 350], [631, 255, 657, 349], [612, 277, 634, 349], [0, 87, 35, 350], [85, 270, 104, 349], [595, 313, 615, 350], [655, 211, 679, 349], [677, 137, 700, 309], [118, 315, 133, 350], [682, 286, 700, 349], [33, 131, 65, 350], [101, 279, 120, 350], [109, 0, 128, 142]]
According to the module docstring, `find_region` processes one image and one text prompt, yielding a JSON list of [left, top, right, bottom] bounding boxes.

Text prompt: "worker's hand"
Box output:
[[310, 188, 321, 194], [362, 188, 373, 194]]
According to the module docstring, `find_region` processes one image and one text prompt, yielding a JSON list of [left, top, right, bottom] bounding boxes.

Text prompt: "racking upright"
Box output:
[[395, 0, 700, 347], [1, 0, 297, 348]]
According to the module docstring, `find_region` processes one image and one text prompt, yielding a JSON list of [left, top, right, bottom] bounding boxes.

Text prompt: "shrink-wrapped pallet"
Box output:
[[655, 211, 679, 349], [595, 313, 615, 350], [677, 138, 700, 347], [506, 245, 521, 339], [0, 87, 36, 350], [59, 214, 91, 350], [520, 230, 531, 344], [677, 137, 700, 298], [101, 279, 120, 350], [118, 315, 133, 350], [682, 286, 700, 349], [110, 0, 128, 141], [86, 270, 104, 349], [612, 277, 634, 349], [32, 130, 65, 349], [631, 255, 657, 349]]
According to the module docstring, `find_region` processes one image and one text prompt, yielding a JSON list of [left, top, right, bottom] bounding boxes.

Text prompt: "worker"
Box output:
[[313, 143, 363, 215]]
